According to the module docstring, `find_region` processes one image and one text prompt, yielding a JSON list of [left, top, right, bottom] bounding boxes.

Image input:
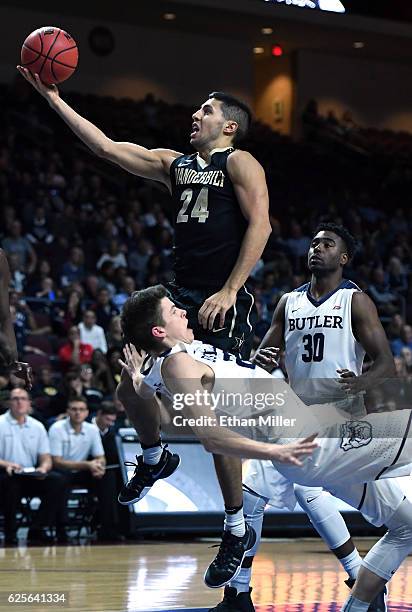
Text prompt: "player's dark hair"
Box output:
[[314, 223, 357, 260], [121, 285, 168, 352], [209, 91, 252, 145]]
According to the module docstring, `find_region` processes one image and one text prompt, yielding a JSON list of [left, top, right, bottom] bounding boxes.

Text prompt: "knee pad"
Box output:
[[294, 484, 350, 550], [362, 498, 412, 582]]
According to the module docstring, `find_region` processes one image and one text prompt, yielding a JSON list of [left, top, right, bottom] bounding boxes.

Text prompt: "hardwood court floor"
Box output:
[[0, 539, 411, 611]]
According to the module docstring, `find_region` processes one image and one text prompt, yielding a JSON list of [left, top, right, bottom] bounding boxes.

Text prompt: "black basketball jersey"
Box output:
[[170, 147, 247, 288]]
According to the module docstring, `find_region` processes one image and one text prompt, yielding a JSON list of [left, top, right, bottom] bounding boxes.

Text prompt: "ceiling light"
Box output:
[[261, 27, 273, 35], [163, 13, 176, 20], [353, 41, 365, 49], [253, 47, 265, 54]]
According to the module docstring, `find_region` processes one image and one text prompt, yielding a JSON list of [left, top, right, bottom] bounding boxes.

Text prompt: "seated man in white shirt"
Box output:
[[0, 387, 67, 545], [79, 310, 107, 354], [49, 396, 120, 541]]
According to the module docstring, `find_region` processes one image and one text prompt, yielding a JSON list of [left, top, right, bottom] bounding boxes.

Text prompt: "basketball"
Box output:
[[21, 26, 78, 85]]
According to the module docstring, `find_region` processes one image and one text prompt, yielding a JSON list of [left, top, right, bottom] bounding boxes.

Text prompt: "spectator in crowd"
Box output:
[[106, 347, 122, 389], [79, 310, 107, 354], [113, 276, 136, 309], [285, 221, 311, 272], [90, 349, 116, 396], [58, 325, 93, 370], [9, 299, 49, 360], [46, 368, 83, 424], [35, 277, 58, 302], [96, 239, 127, 271], [387, 313, 405, 341], [25, 206, 54, 254], [106, 315, 123, 350], [387, 256, 408, 297], [60, 246, 85, 288], [97, 261, 116, 298], [79, 363, 103, 412], [391, 325, 412, 357], [0, 388, 66, 544], [92, 288, 119, 331], [26, 258, 53, 295], [7, 253, 26, 293], [128, 238, 152, 287], [2, 220, 37, 274], [368, 267, 400, 320], [92, 401, 118, 464], [49, 396, 121, 541]]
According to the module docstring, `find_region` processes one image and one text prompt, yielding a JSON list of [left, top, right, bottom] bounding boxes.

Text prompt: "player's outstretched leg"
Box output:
[[208, 485, 267, 609], [341, 498, 412, 611], [294, 485, 363, 581], [118, 442, 180, 505]]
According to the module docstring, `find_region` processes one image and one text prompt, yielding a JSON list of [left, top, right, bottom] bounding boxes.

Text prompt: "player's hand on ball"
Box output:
[[198, 287, 237, 330], [252, 347, 280, 371], [271, 434, 318, 466], [16, 66, 60, 102]]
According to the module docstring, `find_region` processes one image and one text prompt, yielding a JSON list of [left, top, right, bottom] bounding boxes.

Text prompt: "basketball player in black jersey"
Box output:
[[18, 68, 272, 587]]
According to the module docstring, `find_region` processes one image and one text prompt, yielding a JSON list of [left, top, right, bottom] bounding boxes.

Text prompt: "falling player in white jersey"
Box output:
[[120, 284, 412, 612], [211, 223, 397, 612]]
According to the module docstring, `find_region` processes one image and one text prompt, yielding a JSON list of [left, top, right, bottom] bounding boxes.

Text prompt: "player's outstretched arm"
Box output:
[[162, 352, 317, 463], [16, 67, 182, 185]]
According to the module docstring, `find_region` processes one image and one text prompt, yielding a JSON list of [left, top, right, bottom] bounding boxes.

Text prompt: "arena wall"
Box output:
[[1, 6, 253, 106]]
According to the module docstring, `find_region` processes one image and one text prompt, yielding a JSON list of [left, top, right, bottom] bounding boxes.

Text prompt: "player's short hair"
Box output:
[[121, 285, 168, 352], [209, 91, 252, 145], [314, 223, 357, 260]]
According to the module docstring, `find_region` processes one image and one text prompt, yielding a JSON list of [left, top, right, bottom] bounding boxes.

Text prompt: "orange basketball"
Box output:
[[21, 26, 78, 85]]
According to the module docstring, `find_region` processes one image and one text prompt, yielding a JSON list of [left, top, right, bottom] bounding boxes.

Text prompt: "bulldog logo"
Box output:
[[340, 420, 372, 451]]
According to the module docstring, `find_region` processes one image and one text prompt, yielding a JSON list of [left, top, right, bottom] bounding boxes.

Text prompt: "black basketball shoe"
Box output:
[[204, 524, 256, 589], [118, 445, 180, 505], [208, 586, 255, 612], [345, 578, 388, 612]]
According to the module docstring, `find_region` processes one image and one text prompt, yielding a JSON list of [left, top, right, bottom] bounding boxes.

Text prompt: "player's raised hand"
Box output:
[[16, 66, 60, 103], [251, 347, 280, 371], [119, 343, 146, 390], [269, 434, 318, 466], [198, 287, 237, 330]]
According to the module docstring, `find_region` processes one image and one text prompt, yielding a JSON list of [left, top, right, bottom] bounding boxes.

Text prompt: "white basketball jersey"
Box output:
[[284, 280, 365, 405], [142, 340, 267, 401]]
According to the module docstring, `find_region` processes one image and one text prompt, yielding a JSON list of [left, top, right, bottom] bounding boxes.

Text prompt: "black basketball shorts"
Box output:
[[167, 283, 257, 359]]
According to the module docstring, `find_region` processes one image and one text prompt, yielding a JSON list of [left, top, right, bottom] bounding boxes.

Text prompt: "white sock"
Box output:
[[341, 594, 369, 611], [340, 549, 362, 580], [230, 568, 251, 593], [142, 444, 163, 465], [230, 486, 267, 593], [224, 507, 245, 537]]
